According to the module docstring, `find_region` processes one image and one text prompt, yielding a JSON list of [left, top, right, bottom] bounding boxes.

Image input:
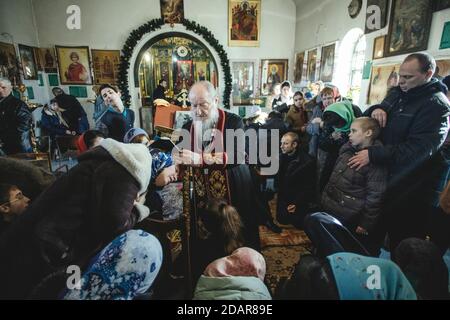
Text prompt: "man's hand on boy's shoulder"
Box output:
[[348, 150, 370, 171]]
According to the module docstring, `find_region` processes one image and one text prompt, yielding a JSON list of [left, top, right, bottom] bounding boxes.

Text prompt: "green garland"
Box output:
[[118, 18, 232, 109]]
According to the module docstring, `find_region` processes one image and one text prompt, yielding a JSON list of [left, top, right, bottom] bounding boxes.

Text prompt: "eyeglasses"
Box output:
[[0, 192, 26, 207]]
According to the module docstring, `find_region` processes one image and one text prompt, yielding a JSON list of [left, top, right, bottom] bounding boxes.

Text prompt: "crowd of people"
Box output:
[[0, 52, 449, 300]]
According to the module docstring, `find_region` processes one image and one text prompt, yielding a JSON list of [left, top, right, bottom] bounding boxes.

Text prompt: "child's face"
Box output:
[[101, 87, 121, 107], [281, 86, 290, 98], [293, 95, 304, 108], [50, 102, 60, 112], [273, 85, 281, 96], [349, 122, 371, 147], [131, 134, 150, 146], [321, 94, 335, 108]]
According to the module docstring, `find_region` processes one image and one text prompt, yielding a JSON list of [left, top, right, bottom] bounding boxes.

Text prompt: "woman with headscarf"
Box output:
[[318, 100, 362, 193], [305, 87, 339, 158], [278, 252, 417, 300], [193, 247, 271, 300]]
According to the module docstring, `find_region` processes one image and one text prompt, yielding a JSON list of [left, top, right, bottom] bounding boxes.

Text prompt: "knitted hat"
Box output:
[[123, 128, 148, 144]]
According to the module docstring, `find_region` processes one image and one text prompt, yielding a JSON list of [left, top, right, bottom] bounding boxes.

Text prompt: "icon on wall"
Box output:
[[55, 45, 93, 85], [228, 0, 261, 47]]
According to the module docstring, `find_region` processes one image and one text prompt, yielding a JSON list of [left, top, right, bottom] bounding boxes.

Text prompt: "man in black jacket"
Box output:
[[0, 78, 32, 154], [276, 132, 315, 228], [152, 79, 167, 101], [348, 53, 450, 253]]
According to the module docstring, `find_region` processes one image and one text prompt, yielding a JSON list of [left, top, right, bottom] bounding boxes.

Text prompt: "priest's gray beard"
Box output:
[[192, 106, 220, 143]]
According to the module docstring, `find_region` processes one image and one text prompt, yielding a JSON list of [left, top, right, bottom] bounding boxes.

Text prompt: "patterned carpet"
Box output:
[[259, 197, 312, 295]]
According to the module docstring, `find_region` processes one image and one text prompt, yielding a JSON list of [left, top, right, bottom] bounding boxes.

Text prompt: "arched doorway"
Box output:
[[134, 32, 219, 107]]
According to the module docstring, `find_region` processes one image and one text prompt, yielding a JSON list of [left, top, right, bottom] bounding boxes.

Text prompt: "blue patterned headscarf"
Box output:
[[327, 253, 417, 300]]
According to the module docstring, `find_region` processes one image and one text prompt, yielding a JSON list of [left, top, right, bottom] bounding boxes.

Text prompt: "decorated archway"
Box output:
[[118, 18, 232, 109]]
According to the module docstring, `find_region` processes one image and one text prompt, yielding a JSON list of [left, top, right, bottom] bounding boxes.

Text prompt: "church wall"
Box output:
[[0, 0, 52, 130], [294, 0, 450, 109], [1, 0, 297, 127], [0, 0, 38, 46]]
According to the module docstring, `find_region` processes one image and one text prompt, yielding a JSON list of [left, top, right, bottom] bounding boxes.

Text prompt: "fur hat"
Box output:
[[100, 138, 152, 194]]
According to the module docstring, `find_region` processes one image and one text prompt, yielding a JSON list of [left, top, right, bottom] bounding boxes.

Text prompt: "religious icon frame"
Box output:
[[34, 47, 58, 74], [367, 63, 401, 105], [91, 49, 120, 85], [230, 59, 257, 106], [55, 45, 93, 85], [384, 0, 433, 57], [0, 41, 21, 85], [18, 44, 38, 80], [160, 0, 184, 24], [372, 35, 385, 60], [228, 0, 261, 47], [319, 43, 335, 83], [306, 48, 318, 82], [259, 59, 288, 96], [294, 52, 305, 84]]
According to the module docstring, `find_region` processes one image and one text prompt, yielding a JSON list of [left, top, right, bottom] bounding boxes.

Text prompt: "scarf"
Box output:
[[204, 247, 266, 281], [323, 100, 355, 133], [327, 252, 417, 300]]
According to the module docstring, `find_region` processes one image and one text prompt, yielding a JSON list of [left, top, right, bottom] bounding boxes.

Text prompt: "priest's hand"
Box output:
[[173, 149, 202, 166], [348, 150, 369, 171], [203, 152, 225, 165]]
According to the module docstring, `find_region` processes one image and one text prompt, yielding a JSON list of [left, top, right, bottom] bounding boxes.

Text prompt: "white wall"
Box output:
[[0, 0, 49, 111], [18, 0, 295, 123], [0, 0, 38, 45], [294, 0, 450, 109]]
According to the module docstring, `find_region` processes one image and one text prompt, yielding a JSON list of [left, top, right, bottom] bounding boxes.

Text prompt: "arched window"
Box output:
[[348, 34, 366, 104], [335, 28, 366, 105]]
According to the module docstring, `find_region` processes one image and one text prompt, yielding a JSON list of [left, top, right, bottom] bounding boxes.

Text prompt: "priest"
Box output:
[[174, 81, 280, 250]]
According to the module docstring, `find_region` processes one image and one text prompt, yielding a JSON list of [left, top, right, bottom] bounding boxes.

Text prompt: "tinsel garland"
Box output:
[[118, 18, 232, 109]]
